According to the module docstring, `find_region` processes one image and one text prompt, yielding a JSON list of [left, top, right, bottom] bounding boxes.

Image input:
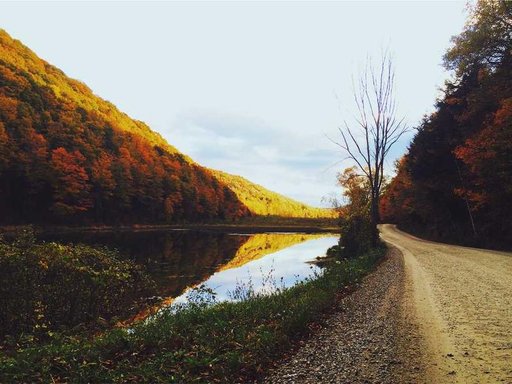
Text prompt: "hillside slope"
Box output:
[[0, 29, 330, 224], [211, 170, 334, 218]]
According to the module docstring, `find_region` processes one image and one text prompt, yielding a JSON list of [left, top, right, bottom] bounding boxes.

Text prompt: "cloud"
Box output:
[[165, 110, 343, 207]]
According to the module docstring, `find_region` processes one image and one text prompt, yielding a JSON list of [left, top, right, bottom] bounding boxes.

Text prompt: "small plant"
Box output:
[[186, 284, 218, 307], [228, 271, 256, 301]]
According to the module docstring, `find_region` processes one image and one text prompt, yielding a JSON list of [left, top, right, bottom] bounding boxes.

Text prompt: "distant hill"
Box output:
[[211, 170, 334, 218], [0, 29, 332, 225]]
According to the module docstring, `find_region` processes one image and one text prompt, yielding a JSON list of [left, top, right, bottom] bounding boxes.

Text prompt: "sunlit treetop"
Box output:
[[444, 0, 512, 77]]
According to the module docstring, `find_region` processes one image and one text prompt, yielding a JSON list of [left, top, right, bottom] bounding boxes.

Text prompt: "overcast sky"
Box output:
[[0, 1, 467, 207]]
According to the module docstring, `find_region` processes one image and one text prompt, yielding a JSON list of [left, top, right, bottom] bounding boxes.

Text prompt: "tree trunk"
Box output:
[[370, 193, 380, 246]]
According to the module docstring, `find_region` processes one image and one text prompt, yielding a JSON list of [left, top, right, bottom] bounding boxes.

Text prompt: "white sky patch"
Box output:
[[0, 1, 467, 207]]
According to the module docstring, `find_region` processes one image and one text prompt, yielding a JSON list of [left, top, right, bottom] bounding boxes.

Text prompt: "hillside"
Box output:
[[211, 170, 334, 218], [380, 2, 512, 248], [0, 29, 329, 224]]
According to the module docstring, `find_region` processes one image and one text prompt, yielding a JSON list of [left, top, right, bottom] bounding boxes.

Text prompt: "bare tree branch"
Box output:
[[334, 52, 408, 244]]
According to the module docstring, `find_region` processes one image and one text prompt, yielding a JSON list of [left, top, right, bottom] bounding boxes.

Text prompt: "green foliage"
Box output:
[[444, 1, 512, 77], [0, 247, 385, 383], [337, 215, 374, 258], [0, 228, 154, 341]]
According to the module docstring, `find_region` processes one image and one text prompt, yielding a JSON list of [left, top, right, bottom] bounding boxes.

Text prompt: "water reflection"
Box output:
[[41, 230, 247, 297], [40, 230, 336, 301], [174, 236, 339, 305], [220, 233, 327, 271]]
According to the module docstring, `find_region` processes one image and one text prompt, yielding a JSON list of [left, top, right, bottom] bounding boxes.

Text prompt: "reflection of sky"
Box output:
[[174, 236, 338, 304]]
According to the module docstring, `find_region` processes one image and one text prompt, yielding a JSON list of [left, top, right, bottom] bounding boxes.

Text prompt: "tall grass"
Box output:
[[0, 246, 385, 383]]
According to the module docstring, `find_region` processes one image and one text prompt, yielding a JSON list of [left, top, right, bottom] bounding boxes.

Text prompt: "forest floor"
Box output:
[[263, 224, 512, 383]]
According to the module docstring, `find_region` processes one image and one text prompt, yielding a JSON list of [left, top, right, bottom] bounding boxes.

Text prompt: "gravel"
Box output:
[[261, 247, 425, 384]]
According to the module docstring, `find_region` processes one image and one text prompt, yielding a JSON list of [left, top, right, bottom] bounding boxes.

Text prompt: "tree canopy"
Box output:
[[381, 1, 512, 248]]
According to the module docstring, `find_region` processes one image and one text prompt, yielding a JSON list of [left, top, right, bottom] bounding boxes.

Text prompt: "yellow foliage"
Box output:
[[0, 29, 182, 155], [210, 169, 336, 218], [0, 28, 335, 220], [219, 233, 327, 271]]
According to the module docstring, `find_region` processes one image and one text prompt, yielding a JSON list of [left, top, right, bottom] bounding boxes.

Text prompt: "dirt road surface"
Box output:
[[380, 224, 512, 383], [264, 225, 512, 383]]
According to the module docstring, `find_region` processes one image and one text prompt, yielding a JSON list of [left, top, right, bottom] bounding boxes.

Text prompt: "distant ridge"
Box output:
[[211, 170, 334, 218]]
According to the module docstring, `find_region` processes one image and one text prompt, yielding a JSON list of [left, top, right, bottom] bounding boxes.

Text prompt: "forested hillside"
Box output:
[[0, 29, 329, 225], [211, 170, 334, 218], [381, 1, 512, 248]]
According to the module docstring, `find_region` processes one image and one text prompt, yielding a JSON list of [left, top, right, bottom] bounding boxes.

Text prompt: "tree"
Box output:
[[444, 0, 512, 77], [336, 167, 373, 257], [50, 147, 92, 218], [337, 167, 370, 218], [336, 53, 408, 245], [90, 153, 116, 221], [379, 1, 512, 248], [0, 122, 8, 174]]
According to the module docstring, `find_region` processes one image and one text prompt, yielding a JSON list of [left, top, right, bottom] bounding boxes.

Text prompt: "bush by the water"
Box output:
[[0, 229, 154, 340], [328, 215, 374, 259]]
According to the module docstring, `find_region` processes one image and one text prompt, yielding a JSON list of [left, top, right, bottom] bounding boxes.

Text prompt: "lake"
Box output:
[[41, 229, 339, 305]]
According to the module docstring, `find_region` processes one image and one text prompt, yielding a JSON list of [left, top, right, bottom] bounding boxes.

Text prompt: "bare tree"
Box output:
[[336, 53, 408, 245]]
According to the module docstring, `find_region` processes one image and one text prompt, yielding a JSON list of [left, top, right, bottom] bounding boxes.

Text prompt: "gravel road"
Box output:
[[381, 224, 512, 383], [263, 225, 512, 383]]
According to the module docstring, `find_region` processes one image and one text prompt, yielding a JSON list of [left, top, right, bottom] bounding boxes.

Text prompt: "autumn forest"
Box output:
[[0, 29, 330, 225], [380, 1, 512, 249]]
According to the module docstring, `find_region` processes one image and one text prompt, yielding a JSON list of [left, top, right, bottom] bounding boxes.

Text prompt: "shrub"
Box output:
[[327, 214, 374, 259], [0, 229, 154, 340], [339, 214, 374, 257]]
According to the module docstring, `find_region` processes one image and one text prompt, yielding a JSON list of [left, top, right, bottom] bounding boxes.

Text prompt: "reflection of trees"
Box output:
[[46, 231, 330, 326], [41, 230, 246, 297], [219, 233, 326, 271], [149, 232, 246, 297], [41, 231, 327, 301]]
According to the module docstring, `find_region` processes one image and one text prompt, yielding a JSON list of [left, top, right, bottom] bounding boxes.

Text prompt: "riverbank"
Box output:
[[0, 217, 339, 236], [0, 247, 384, 383]]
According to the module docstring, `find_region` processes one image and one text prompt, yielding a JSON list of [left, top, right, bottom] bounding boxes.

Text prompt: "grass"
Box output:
[[0, 246, 385, 383]]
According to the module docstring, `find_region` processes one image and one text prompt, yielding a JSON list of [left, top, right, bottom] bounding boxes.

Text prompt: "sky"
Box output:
[[0, 1, 468, 207]]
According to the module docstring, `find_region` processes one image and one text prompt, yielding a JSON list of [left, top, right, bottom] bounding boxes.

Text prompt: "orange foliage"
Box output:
[[0, 29, 313, 225], [90, 153, 115, 197], [50, 147, 92, 216]]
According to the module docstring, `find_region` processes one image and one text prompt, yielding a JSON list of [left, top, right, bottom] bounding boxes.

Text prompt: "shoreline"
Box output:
[[0, 222, 340, 235]]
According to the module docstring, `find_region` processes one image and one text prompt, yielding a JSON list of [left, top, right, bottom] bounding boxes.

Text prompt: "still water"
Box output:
[[41, 229, 339, 303]]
